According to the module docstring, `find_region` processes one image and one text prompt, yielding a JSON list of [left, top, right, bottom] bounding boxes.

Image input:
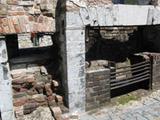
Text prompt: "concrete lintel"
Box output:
[[66, 4, 160, 27]]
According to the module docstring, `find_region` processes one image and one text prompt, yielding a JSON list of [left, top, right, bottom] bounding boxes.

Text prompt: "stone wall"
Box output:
[[0, 0, 56, 34], [18, 34, 53, 48], [86, 69, 110, 111]]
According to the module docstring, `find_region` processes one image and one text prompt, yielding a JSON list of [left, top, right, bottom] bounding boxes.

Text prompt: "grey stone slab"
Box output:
[[0, 40, 8, 63]]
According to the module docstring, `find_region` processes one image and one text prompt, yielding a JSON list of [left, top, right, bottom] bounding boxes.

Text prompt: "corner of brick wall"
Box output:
[[86, 69, 110, 111], [152, 59, 160, 90]]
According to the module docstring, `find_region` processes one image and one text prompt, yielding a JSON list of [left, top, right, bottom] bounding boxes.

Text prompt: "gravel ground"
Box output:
[[80, 90, 160, 120]]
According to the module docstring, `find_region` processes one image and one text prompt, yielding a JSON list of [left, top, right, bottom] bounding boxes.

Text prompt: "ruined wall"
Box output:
[[0, 0, 56, 34], [11, 63, 64, 117]]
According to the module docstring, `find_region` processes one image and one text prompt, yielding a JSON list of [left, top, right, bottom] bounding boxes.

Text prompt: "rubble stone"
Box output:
[[52, 107, 63, 120]]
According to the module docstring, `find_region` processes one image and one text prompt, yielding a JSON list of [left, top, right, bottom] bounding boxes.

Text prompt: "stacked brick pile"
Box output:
[[11, 64, 63, 117], [0, 0, 56, 34]]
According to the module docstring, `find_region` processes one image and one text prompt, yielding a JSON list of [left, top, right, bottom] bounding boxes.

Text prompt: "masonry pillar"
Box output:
[[65, 28, 86, 113], [0, 36, 14, 120]]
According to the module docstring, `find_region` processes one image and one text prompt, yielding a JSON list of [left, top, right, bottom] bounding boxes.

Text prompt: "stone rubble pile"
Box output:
[[11, 64, 64, 118], [0, 0, 56, 34]]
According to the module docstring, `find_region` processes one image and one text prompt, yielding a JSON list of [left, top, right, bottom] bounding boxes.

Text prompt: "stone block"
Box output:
[[26, 88, 38, 95], [0, 4, 7, 17], [32, 94, 46, 103], [1, 18, 10, 33], [40, 66, 48, 75], [52, 80, 59, 87], [47, 94, 56, 101], [55, 95, 63, 104], [14, 106, 24, 118], [45, 83, 53, 96], [8, 17, 15, 33], [23, 102, 39, 113], [1, 110, 15, 120], [34, 82, 45, 93], [11, 69, 26, 79], [13, 92, 27, 99], [13, 96, 28, 107], [25, 74, 35, 83], [7, 0, 18, 5], [52, 107, 63, 120], [18, 1, 34, 6], [12, 16, 21, 33], [0, 39, 8, 63]]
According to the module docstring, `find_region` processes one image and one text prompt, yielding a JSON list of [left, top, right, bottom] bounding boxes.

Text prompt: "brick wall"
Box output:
[[0, 0, 56, 34], [143, 53, 160, 90], [10, 60, 64, 117], [150, 53, 160, 90], [86, 69, 110, 111]]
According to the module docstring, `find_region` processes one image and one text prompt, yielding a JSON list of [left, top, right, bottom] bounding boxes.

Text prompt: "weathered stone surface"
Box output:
[[0, 4, 7, 17], [17, 107, 55, 120], [52, 107, 63, 120], [0, 38, 8, 63], [0, 0, 56, 34], [13, 96, 28, 107]]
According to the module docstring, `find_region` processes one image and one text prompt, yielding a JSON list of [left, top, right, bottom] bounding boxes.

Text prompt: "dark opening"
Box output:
[[85, 25, 159, 97], [113, 0, 153, 5]]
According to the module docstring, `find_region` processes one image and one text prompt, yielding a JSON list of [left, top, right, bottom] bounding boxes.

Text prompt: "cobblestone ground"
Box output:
[[80, 90, 160, 120]]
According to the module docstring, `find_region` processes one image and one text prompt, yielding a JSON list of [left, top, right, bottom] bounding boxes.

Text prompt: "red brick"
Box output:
[[32, 94, 46, 103], [45, 83, 53, 96], [35, 82, 45, 94], [8, 17, 16, 33], [55, 95, 63, 104], [12, 16, 21, 33], [26, 74, 35, 83], [1, 18, 10, 33], [14, 106, 24, 118], [52, 107, 62, 120], [47, 94, 56, 101], [18, 16, 27, 33], [13, 96, 28, 107], [7, 0, 18, 5], [12, 77, 26, 85]]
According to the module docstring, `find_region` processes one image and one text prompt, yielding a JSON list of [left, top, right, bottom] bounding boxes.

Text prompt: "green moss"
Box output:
[[117, 95, 138, 105], [124, 0, 138, 4]]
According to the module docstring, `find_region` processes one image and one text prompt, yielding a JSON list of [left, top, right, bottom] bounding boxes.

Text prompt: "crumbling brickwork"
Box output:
[[0, 0, 56, 34]]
